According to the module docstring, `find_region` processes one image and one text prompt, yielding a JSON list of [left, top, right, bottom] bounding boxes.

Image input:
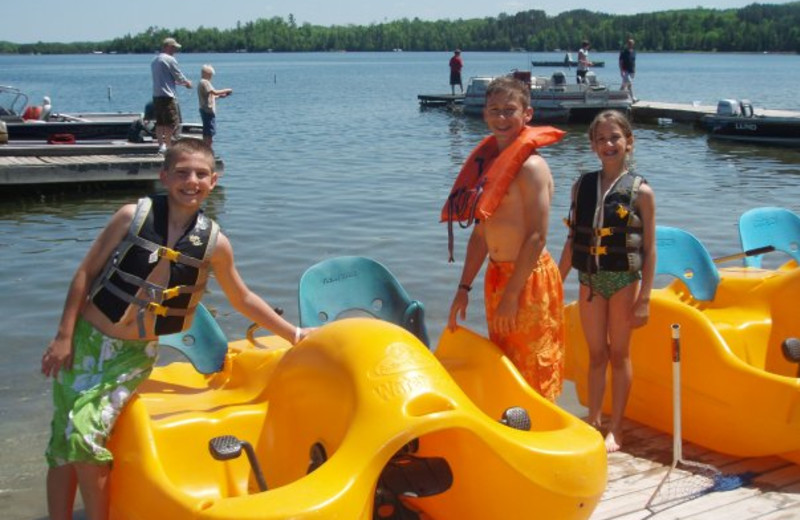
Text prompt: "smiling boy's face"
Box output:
[[483, 92, 533, 148], [160, 151, 218, 210]]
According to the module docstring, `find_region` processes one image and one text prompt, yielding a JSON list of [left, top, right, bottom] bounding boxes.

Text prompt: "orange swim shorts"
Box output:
[[484, 251, 565, 401]]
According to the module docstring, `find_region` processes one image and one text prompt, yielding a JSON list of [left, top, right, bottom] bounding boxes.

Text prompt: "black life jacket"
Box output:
[[568, 170, 645, 273], [89, 195, 219, 337]]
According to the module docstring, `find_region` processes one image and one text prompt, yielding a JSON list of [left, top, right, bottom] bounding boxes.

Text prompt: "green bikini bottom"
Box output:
[[578, 270, 641, 300]]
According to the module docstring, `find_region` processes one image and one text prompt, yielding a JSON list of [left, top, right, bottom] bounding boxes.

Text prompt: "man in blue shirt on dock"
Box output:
[[151, 37, 192, 153], [619, 38, 636, 99]]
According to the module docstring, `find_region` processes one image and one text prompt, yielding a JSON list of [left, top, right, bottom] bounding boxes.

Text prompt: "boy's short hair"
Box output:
[[485, 76, 531, 109], [201, 64, 215, 76], [163, 138, 216, 171]]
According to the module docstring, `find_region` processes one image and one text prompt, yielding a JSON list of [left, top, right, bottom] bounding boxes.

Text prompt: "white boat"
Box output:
[[463, 71, 633, 123], [0, 85, 201, 142]]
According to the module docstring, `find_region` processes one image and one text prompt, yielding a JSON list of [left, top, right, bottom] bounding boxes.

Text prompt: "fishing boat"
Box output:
[[531, 60, 605, 68], [463, 71, 632, 123], [107, 257, 607, 520], [700, 99, 800, 147], [0, 85, 201, 142], [564, 207, 800, 463]]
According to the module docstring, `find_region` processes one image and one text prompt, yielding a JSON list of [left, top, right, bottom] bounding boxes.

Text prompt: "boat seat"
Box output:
[[158, 303, 229, 374], [655, 226, 720, 301], [298, 256, 430, 347], [739, 207, 800, 267]]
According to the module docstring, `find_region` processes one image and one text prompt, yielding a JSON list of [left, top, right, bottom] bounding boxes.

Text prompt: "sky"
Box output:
[[4, 0, 793, 44]]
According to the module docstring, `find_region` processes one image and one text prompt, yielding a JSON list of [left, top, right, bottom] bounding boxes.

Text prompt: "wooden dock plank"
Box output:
[[593, 420, 800, 519], [0, 153, 224, 186]]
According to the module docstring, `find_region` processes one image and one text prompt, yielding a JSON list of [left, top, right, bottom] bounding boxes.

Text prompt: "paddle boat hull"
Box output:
[[565, 259, 800, 462], [109, 318, 606, 519]]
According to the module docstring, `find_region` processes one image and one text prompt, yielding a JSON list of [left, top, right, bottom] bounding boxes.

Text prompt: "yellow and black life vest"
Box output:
[[89, 195, 219, 337], [568, 170, 645, 273]]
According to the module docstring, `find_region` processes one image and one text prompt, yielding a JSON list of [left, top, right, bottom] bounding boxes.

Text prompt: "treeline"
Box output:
[[2, 3, 798, 55]]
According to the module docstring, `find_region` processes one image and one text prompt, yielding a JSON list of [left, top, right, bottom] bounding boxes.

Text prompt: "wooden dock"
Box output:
[[417, 93, 465, 107], [594, 420, 800, 519], [631, 101, 800, 125], [0, 142, 224, 186]]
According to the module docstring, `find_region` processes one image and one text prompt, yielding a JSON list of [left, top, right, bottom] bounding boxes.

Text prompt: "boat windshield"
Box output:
[[0, 86, 28, 118]]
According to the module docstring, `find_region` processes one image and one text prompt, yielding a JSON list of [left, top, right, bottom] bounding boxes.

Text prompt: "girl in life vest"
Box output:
[[558, 110, 656, 453]]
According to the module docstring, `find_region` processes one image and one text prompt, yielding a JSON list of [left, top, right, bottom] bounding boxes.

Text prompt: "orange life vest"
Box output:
[[22, 105, 43, 120], [441, 125, 565, 261]]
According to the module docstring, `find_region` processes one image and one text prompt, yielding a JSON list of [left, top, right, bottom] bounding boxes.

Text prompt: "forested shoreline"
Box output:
[[2, 2, 798, 55]]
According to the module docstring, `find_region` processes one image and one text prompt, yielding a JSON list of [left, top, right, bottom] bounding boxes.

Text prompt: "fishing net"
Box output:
[[644, 324, 751, 512]]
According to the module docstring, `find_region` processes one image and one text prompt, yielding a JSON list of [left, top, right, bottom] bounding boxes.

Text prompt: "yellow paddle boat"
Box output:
[[108, 257, 606, 519], [565, 207, 800, 462]]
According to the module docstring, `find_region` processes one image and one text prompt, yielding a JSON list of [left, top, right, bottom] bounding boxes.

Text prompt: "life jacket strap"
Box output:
[[573, 244, 640, 256], [128, 235, 208, 269], [571, 225, 643, 237]]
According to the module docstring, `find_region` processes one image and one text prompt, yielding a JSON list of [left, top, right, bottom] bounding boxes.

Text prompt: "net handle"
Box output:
[[671, 323, 682, 463]]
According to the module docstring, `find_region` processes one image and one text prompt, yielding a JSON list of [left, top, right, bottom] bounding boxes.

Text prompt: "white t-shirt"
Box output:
[[198, 79, 215, 114], [578, 49, 589, 72]]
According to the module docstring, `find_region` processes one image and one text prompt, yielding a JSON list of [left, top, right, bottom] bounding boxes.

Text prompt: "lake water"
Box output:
[[1, 51, 799, 519]]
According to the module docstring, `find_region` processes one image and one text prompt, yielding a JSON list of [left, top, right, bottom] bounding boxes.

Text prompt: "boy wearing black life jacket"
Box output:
[[444, 76, 566, 402], [40, 138, 310, 520]]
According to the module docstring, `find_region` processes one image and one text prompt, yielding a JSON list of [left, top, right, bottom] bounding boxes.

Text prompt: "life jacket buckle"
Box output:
[[147, 302, 169, 317], [158, 247, 181, 262], [594, 227, 613, 237], [589, 246, 608, 255], [162, 286, 182, 300]]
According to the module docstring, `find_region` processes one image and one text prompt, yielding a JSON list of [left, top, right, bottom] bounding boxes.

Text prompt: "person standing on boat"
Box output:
[[444, 77, 566, 402], [40, 138, 312, 520], [619, 38, 636, 98], [449, 49, 464, 95], [558, 110, 656, 453], [577, 40, 593, 84], [151, 37, 192, 154], [197, 64, 233, 148]]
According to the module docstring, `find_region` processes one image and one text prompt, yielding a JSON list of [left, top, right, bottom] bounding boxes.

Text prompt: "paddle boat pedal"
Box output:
[[565, 211, 800, 463]]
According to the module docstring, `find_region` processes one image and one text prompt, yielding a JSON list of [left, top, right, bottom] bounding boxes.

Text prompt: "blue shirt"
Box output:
[[151, 53, 188, 98]]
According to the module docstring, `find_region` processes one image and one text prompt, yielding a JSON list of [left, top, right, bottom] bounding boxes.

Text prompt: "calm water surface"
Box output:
[[1, 51, 799, 518]]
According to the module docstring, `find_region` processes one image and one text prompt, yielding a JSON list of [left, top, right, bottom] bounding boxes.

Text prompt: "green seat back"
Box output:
[[656, 226, 720, 301], [158, 303, 228, 374], [298, 256, 430, 347], [739, 207, 800, 268]]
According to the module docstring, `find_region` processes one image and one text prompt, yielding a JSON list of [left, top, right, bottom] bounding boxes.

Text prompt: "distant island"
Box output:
[[1, 2, 798, 55]]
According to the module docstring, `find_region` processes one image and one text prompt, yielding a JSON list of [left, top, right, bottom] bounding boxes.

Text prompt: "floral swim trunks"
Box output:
[[45, 316, 158, 467], [484, 251, 565, 402], [578, 270, 641, 300]]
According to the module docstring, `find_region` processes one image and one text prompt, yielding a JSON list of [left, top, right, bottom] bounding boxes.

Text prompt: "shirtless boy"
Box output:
[[445, 76, 565, 401]]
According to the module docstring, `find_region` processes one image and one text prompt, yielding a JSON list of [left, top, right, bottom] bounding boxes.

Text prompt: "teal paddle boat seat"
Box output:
[[158, 303, 229, 374], [298, 256, 430, 347], [738, 207, 800, 268], [655, 225, 720, 301]]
